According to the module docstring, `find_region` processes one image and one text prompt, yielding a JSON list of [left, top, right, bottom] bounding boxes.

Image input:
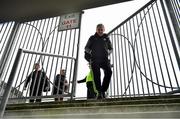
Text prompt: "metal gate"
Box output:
[[108, 0, 180, 98], [0, 13, 82, 105]]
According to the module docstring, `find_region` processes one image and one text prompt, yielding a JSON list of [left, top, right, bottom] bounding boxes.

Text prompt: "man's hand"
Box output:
[[45, 86, 50, 91]]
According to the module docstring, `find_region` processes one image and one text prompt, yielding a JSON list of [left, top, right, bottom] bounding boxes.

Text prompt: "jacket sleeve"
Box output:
[[77, 77, 86, 83], [44, 72, 50, 88], [85, 36, 93, 54], [106, 37, 113, 55], [24, 72, 32, 88], [43, 72, 50, 91]]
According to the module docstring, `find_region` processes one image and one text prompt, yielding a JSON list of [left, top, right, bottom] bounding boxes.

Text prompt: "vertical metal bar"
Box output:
[[51, 17, 62, 96], [0, 23, 14, 58], [0, 48, 23, 117], [135, 15, 145, 96], [139, 11, 152, 95], [64, 29, 73, 94], [109, 41, 113, 98], [17, 22, 38, 97], [160, 0, 180, 70], [147, 5, 165, 94], [52, 25, 64, 96], [119, 27, 127, 96], [116, 28, 123, 97], [12, 22, 36, 98], [40, 18, 51, 68], [108, 34, 113, 97], [128, 19, 136, 97], [126, 22, 134, 97], [60, 29, 72, 96], [152, 3, 173, 91], [56, 30, 68, 96], [142, 8, 162, 94], [113, 30, 119, 96], [0, 23, 14, 93], [2, 23, 24, 98], [41, 18, 54, 96], [70, 12, 83, 100], [2, 23, 28, 93], [0, 23, 8, 44], [164, 0, 180, 48], [68, 29, 77, 93], [0, 22, 19, 79], [170, 0, 180, 27], [123, 24, 131, 96], [44, 18, 59, 96], [155, 1, 179, 88], [23, 20, 44, 98], [0, 23, 5, 36], [11, 22, 30, 96], [110, 34, 115, 97], [27, 20, 46, 100], [132, 17, 140, 96], [114, 30, 120, 97]]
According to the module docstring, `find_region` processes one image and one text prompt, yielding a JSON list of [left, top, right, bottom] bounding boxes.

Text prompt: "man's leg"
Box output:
[[101, 62, 112, 97], [91, 62, 102, 98], [87, 82, 96, 99], [36, 90, 42, 102], [29, 90, 35, 103]]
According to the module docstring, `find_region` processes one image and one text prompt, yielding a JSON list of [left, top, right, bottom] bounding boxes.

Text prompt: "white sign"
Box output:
[[58, 12, 80, 31]]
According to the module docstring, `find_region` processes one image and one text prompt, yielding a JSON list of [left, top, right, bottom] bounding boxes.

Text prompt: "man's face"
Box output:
[[34, 64, 40, 70], [96, 26, 105, 36], [60, 70, 66, 75]]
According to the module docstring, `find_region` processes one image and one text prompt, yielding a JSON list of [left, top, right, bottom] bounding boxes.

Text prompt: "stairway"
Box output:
[[3, 95, 180, 118]]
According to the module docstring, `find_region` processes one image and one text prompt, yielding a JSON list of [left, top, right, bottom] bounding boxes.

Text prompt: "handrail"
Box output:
[[22, 49, 76, 60], [108, 0, 156, 35]]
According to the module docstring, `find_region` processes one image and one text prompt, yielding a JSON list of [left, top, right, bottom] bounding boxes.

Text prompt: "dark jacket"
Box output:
[[24, 70, 50, 95], [85, 33, 113, 62], [53, 74, 65, 95]]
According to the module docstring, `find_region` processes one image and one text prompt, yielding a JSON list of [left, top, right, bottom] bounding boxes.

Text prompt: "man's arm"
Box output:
[[44, 72, 50, 91], [85, 36, 94, 54], [107, 37, 113, 55], [24, 72, 32, 89], [77, 77, 86, 83], [84, 36, 94, 62]]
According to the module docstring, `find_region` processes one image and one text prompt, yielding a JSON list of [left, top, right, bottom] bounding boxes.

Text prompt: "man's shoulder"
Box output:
[[89, 35, 96, 39], [103, 34, 109, 39], [103, 33, 108, 37]]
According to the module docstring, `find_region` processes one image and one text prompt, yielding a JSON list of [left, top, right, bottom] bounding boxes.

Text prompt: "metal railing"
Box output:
[[108, 0, 180, 98], [0, 48, 78, 116], [0, 14, 82, 116], [0, 0, 179, 116]]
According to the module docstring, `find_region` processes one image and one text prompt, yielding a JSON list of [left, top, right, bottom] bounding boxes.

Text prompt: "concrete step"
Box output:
[[3, 95, 180, 118]]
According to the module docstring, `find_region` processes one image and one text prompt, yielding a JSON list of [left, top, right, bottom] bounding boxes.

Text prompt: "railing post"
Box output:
[[0, 22, 20, 79], [0, 48, 23, 118], [159, 0, 180, 70], [164, 0, 180, 48], [70, 11, 84, 101]]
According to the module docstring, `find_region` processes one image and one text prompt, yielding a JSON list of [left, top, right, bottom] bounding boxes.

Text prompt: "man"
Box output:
[[24, 63, 50, 103], [53, 69, 69, 101], [85, 24, 113, 99]]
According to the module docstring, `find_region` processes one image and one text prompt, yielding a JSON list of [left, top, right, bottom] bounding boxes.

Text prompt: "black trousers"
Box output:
[[86, 82, 97, 99], [91, 60, 112, 96], [29, 89, 42, 103]]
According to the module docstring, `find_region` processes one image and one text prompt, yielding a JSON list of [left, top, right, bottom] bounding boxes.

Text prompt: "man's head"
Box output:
[[60, 69, 66, 76], [96, 24, 105, 36], [34, 63, 40, 70]]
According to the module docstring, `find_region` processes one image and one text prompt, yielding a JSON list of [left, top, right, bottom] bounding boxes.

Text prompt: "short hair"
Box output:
[[96, 24, 104, 28], [34, 63, 40, 66]]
